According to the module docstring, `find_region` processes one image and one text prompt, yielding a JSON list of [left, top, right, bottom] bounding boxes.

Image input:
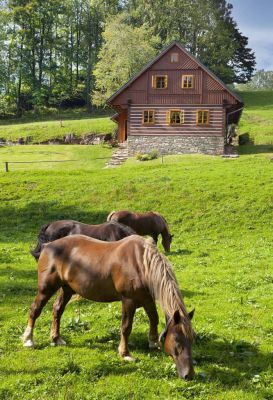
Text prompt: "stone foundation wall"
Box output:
[[128, 135, 224, 155]]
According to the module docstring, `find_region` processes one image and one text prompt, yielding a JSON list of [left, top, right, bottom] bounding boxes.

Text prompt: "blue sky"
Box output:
[[231, 0, 273, 71]]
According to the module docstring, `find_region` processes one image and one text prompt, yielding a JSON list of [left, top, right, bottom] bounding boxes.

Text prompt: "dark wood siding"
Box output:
[[129, 105, 224, 136]]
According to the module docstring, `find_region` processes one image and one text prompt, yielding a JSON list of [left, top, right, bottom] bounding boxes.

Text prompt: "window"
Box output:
[[142, 110, 155, 124], [167, 110, 185, 125], [182, 75, 194, 89], [152, 75, 168, 89], [171, 53, 179, 63], [197, 110, 210, 125]]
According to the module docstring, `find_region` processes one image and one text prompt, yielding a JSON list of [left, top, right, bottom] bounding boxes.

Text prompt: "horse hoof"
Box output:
[[149, 341, 161, 350], [123, 355, 135, 362], [23, 339, 34, 348], [51, 337, 66, 346]]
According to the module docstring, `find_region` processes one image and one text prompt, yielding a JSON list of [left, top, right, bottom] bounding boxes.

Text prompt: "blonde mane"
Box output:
[[143, 238, 194, 339]]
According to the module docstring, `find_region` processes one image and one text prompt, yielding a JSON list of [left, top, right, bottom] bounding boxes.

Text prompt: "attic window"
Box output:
[[167, 110, 185, 125], [171, 53, 179, 63], [152, 75, 168, 89], [197, 110, 210, 125], [182, 75, 194, 89]]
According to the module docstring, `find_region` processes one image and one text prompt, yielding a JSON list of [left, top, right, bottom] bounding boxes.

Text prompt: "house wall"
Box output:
[[128, 135, 224, 155], [129, 105, 224, 136]]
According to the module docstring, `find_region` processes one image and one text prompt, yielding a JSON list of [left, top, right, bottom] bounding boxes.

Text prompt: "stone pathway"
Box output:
[[105, 142, 129, 168]]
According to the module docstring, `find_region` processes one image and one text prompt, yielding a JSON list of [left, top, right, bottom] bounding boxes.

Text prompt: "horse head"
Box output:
[[160, 309, 195, 380], [162, 233, 174, 252]]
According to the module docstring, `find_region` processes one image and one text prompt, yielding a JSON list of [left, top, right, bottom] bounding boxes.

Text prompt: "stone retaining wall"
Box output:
[[128, 135, 224, 155]]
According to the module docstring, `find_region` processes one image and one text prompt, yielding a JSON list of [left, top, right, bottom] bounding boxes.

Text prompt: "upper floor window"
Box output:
[[182, 75, 194, 89], [197, 110, 210, 125], [142, 110, 155, 124], [152, 75, 168, 89], [167, 110, 185, 125], [171, 53, 179, 63]]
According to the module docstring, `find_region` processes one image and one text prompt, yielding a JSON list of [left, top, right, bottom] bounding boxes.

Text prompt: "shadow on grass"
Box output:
[[167, 249, 193, 256], [0, 203, 110, 243], [237, 144, 273, 154]]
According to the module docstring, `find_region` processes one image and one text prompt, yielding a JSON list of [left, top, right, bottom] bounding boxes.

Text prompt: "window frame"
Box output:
[[171, 53, 179, 63], [142, 109, 155, 125], [167, 109, 185, 125], [182, 75, 194, 89], [152, 75, 168, 89], [196, 110, 210, 126]]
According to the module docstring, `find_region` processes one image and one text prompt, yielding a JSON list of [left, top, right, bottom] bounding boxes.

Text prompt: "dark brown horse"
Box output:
[[23, 235, 195, 380], [107, 211, 173, 252], [30, 220, 135, 260]]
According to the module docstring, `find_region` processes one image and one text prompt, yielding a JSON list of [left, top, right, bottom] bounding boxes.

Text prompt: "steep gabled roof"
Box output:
[[107, 40, 243, 105]]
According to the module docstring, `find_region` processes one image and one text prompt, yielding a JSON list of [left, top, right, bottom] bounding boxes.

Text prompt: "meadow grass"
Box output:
[[0, 146, 273, 399], [238, 91, 273, 146], [0, 116, 115, 143]]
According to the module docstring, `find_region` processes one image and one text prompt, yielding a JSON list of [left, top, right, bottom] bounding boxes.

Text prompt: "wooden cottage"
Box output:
[[107, 41, 244, 155]]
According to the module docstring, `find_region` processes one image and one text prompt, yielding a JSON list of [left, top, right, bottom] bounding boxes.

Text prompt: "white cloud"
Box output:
[[240, 26, 273, 70]]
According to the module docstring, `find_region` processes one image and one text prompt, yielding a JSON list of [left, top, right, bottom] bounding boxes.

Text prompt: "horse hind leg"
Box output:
[[118, 298, 136, 361], [143, 301, 160, 350], [22, 286, 59, 347], [51, 286, 74, 346]]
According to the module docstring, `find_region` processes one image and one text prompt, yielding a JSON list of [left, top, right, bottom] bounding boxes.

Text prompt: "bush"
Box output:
[[136, 150, 159, 161]]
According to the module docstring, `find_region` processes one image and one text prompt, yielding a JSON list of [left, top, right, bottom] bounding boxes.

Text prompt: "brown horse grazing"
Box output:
[[23, 235, 195, 380], [107, 210, 173, 252], [30, 220, 135, 261]]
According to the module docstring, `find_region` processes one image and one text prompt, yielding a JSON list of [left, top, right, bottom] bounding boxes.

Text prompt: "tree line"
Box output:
[[0, 0, 256, 116]]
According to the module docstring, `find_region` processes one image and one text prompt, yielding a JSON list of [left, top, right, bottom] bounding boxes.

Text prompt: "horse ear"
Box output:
[[171, 234, 174, 238], [173, 310, 181, 325], [188, 308, 195, 320]]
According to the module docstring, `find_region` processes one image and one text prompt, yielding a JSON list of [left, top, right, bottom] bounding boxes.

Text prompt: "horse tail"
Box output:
[[30, 222, 51, 261], [107, 210, 116, 222]]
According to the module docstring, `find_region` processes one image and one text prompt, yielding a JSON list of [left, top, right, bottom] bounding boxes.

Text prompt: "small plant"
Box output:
[[136, 149, 158, 161]]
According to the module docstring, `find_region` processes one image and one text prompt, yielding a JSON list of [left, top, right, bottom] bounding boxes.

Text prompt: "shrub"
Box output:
[[136, 149, 159, 161]]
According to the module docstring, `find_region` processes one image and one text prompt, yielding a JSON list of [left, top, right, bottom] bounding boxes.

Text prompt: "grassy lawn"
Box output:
[[0, 145, 273, 399], [0, 145, 112, 172], [0, 115, 115, 143], [238, 91, 273, 147]]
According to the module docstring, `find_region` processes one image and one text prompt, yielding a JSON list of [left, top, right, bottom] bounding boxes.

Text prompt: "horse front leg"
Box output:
[[151, 233, 158, 244], [118, 298, 136, 361], [51, 286, 74, 346], [143, 301, 161, 350]]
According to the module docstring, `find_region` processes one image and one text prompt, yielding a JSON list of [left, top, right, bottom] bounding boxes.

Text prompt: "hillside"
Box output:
[[238, 91, 273, 148], [0, 146, 273, 399], [0, 112, 115, 143]]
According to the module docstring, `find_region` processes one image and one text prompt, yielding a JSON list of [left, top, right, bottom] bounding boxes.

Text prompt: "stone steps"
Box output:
[[105, 143, 129, 168]]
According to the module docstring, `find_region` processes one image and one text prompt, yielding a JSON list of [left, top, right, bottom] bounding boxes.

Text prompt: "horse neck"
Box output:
[[143, 242, 193, 338]]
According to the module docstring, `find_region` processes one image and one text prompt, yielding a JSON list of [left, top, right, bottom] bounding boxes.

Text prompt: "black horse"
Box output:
[[30, 220, 135, 261]]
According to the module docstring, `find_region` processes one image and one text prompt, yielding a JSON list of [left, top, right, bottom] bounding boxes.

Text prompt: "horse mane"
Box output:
[[142, 239, 194, 340], [152, 212, 171, 235], [107, 211, 116, 222], [30, 222, 51, 261]]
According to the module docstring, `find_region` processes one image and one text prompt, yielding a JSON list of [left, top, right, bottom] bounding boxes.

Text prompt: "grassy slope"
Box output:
[[0, 146, 273, 399], [0, 115, 115, 143], [238, 91, 273, 147]]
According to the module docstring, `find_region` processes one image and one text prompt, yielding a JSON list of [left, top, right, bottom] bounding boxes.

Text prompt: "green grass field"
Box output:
[[238, 91, 273, 147], [0, 143, 273, 399], [0, 113, 115, 143]]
